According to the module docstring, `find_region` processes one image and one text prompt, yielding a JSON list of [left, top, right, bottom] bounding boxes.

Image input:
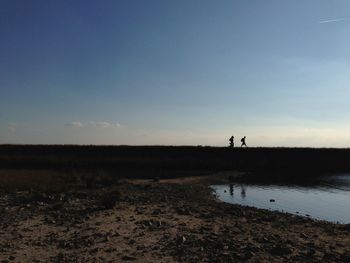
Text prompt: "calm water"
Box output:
[[212, 174, 350, 224]]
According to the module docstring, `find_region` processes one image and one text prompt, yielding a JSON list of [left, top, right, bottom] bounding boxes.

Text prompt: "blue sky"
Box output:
[[1, 0, 350, 146]]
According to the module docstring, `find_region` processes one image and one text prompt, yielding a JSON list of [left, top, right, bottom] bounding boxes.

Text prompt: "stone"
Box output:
[[269, 244, 292, 256], [121, 255, 136, 261]]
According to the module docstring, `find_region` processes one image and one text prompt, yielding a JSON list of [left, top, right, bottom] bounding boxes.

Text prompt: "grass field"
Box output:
[[1, 145, 350, 176]]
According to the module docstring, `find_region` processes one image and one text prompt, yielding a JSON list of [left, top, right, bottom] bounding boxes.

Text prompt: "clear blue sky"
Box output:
[[1, 0, 349, 146]]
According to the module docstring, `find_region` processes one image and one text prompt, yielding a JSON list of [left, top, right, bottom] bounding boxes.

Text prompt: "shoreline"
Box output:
[[1, 174, 350, 262]]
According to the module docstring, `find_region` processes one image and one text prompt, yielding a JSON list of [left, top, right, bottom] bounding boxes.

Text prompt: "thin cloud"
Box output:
[[89, 121, 122, 128], [66, 121, 122, 128], [319, 17, 349, 24], [66, 121, 83, 128], [89, 121, 111, 128]]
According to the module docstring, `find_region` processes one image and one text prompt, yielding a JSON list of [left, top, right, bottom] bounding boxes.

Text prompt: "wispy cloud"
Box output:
[[89, 121, 122, 128], [66, 121, 83, 128], [319, 17, 349, 24], [89, 121, 111, 128], [66, 121, 122, 129]]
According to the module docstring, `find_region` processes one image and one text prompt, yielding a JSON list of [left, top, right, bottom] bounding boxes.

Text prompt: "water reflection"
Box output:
[[229, 184, 234, 197], [240, 184, 246, 199], [212, 174, 350, 224]]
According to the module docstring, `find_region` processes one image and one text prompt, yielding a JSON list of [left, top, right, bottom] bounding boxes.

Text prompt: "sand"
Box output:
[[1, 175, 350, 262]]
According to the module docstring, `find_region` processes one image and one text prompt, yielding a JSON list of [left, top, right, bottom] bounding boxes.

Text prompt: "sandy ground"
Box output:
[[1, 175, 350, 262]]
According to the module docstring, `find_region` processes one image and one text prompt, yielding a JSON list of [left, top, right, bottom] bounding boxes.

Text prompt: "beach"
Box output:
[[1, 173, 350, 262]]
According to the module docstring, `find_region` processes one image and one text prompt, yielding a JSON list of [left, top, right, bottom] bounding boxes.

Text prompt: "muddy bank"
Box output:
[[1, 175, 350, 262]]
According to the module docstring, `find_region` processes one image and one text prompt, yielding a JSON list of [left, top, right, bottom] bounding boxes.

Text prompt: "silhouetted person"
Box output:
[[229, 136, 234, 148], [240, 136, 247, 147]]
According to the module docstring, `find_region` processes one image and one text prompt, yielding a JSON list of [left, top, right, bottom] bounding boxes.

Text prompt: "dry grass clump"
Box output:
[[99, 188, 122, 209]]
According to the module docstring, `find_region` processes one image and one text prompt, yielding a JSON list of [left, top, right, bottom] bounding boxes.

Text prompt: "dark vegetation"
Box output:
[[1, 145, 350, 178]]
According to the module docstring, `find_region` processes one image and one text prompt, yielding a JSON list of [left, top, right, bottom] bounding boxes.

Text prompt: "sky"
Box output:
[[1, 0, 349, 147]]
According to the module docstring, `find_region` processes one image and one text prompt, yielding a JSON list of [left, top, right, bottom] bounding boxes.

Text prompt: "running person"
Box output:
[[240, 136, 247, 147], [229, 136, 234, 148]]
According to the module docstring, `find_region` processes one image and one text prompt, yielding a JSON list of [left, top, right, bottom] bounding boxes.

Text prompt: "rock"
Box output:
[[269, 199, 275, 202], [306, 248, 316, 257], [244, 251, 255, 259], [175, 235, 187, 244], [121, 255, 136, 261], [269, 244, 292, 256], [260, 237, 270, 243], [177, 208, 191, 215], [89, 248, 99, 254], [152, 209, 162, 215], [136, 245, 145, 250], [152, 245, 160, 250], [300, 233, 308, 239]]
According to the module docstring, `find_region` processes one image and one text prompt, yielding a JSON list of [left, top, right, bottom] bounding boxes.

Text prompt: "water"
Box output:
[[212, 174, 350, 224]]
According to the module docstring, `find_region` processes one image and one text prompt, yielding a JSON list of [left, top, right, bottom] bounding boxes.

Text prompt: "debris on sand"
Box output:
[[0, 177, 349, 262]]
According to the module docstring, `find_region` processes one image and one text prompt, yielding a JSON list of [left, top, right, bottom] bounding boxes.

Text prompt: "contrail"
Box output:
[[319, 17, 349, 24]]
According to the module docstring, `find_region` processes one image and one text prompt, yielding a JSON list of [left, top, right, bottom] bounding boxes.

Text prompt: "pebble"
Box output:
[[121, 255, 136, 261]]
